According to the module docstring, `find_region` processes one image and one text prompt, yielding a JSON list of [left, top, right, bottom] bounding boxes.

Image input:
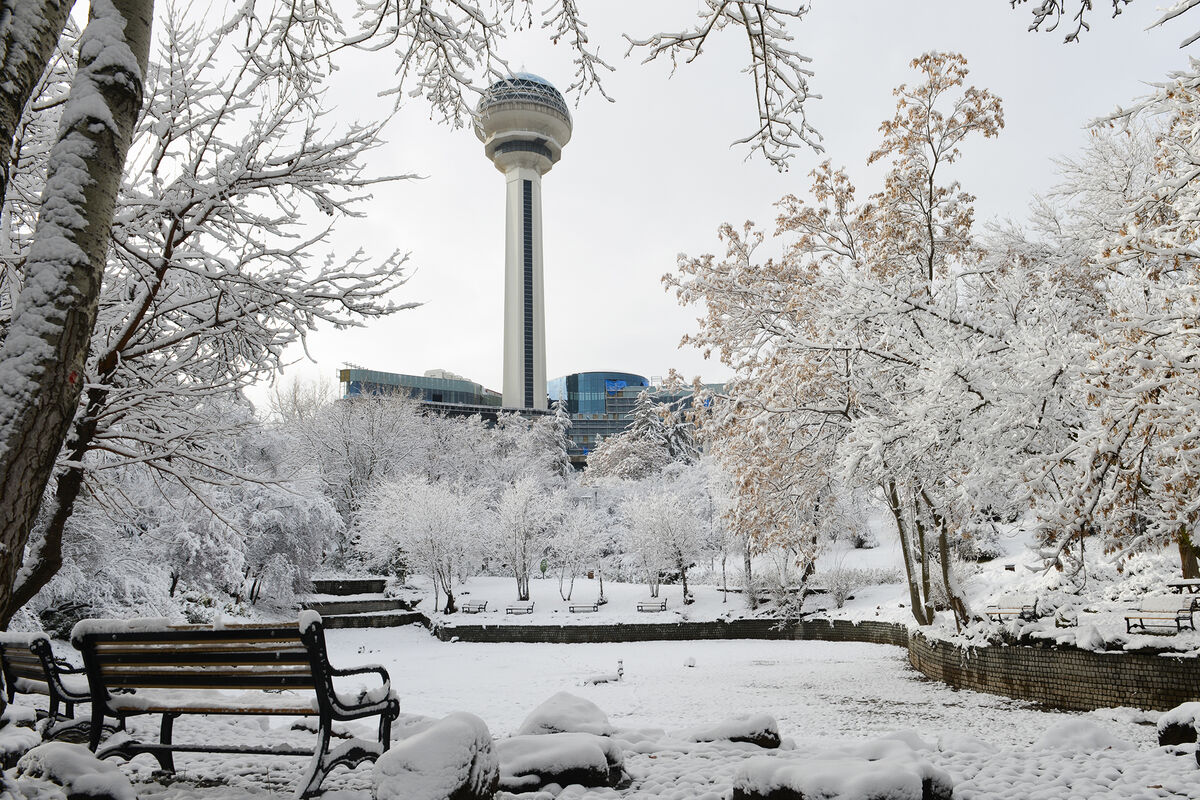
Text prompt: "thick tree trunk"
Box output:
[[0, 0, 152, 630], [1179, 526, 1200, 579], [0, 0, 75, 205]]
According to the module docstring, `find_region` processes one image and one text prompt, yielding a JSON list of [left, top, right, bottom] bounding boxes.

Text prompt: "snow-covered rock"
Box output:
[[372, 712, 498, 800], [496, 732, 626, 791], [0, 717, 40, 768], [14, 742, 136, 800], [1031, 719, 1135, 752], [1158, 702, 1200, 747], [517, 692, 615, 737], [731, 738, 953, 800], [732, 755, 952, 800], [683, 713, 781, 749]]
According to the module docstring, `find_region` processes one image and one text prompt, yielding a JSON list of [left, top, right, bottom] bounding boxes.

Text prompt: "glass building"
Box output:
[[340, 368, 502, 407], [548, 371, 718, 464]]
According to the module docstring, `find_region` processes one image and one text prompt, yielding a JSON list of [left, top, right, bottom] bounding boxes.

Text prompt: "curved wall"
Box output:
[[434, 618, 1200, 712]]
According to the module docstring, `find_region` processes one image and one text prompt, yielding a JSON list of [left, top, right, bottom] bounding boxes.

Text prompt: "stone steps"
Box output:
[[303, 576, 424, 629], [311, 577, 387, 596], [322, 611, 427, 629], [304, 597, 410, 616]]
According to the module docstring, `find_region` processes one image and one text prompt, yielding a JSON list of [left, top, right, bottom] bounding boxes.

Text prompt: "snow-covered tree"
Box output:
[[360, 476, 491, 614], [552, 503, 604, 601], [621, 490, 704, 601], [494, 477, 564, 601], [670, 53, 1005, 628], [0, 0, 859, 628], [0, 0, 153, 628]]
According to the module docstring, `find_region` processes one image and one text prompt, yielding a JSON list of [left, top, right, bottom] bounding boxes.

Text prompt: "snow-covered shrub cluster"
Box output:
[[821, 567, 904, 609]]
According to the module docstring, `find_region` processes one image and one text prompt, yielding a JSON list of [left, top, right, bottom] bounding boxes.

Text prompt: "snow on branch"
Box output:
[[625, 1, 821, 170]]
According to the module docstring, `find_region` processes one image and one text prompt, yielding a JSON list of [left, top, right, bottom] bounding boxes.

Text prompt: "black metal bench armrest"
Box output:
[[330, 664, 391, 686], [53, 659, 85, 675]]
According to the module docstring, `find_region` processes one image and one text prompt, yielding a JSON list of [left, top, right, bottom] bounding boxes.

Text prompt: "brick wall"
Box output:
[[436, 617, 1200, 711]]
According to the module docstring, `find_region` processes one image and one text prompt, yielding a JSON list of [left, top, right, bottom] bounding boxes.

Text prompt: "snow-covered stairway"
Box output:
[[301, 577, 426, 629]]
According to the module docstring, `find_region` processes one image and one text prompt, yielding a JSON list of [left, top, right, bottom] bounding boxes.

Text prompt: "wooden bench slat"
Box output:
[[96, 652, 311, 666], [90, 630, 300, 645], [98, 675, 317, 690]]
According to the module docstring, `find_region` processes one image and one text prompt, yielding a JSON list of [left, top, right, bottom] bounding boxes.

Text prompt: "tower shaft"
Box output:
[[502, 166, 546, 410]]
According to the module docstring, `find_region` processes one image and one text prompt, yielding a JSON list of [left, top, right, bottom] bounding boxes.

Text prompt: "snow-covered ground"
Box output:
[[32, 624, 1192, 799]]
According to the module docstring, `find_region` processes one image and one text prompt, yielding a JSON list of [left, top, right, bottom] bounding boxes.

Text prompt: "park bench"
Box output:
[[569, 602, 599, 613], [70, 613, 399, 798], [505, 601, 535, 615], [984, 596, 1037, 623], [0, 632, 93, 737], [1125, 595, 1198, 633], [637, 599, 667, 613], [460, 601, 487, 614]]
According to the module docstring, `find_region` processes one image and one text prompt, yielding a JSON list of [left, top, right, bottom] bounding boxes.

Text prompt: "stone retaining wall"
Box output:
[[435, 617, 1200, 711]]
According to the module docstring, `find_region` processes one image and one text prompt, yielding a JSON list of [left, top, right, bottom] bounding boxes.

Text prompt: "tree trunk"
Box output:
[[921, 489, 972, 631], [0, 0, 76, 206], [721, 551, 728, 603], [885, 478, 933, 626], [0, 0, 152, 630], [743, 538, 757, 610], [680, 562, 690, 604], [1179, 526, 1200, 579]]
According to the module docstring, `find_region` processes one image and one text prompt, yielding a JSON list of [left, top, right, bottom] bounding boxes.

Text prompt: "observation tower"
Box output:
[[476, 73, 573, 410]]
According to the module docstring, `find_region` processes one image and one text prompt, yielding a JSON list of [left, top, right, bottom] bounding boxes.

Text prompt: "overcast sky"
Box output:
[[248, 0, 1192, 407]]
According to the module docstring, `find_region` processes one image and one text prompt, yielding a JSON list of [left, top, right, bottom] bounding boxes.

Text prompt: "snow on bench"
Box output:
[[0, 632, 92, 737], [637, 599, 667, 613], [569, 603, 599, 613], [506, 602, 535, 615], [460, 601, 487, 614], [1125, 595, 1197, 633], [70, 614, 399, 798], [984, 595, 1037, 623]]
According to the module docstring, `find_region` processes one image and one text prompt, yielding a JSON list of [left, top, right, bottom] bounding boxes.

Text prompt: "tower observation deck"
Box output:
[[476, 73, 573, 410]]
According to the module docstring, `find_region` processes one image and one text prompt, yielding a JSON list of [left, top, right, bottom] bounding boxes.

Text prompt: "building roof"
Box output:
[[479, 74, 571, 122]]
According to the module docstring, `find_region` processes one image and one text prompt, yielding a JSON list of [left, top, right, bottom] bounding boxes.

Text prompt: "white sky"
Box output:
[[249, 0, 1192, 406]]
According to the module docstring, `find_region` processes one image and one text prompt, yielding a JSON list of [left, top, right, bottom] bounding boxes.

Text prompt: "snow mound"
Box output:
[[0, 719, 40, 762], [1032, 719, 1135, 752], [731, 738, 953, 800], [1158, 702, 1200, 746], [683, 713, 781, 749], [15, 742, 136, 800], [372, 712, 497, 800], [497, 732, 625, 791], [517, 691, 615, 736]]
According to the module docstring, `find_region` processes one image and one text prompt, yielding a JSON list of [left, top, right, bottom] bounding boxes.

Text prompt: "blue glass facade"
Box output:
[[548, 371, 648, 416]]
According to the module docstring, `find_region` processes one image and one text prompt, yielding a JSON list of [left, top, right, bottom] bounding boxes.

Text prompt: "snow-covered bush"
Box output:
[[821, 566, 904, 608], [360, 476, 492, 613]]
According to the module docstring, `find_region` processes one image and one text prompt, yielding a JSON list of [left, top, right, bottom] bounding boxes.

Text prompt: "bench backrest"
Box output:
[[1141, 595, 1192, 613], [71, 622, 333, 699]]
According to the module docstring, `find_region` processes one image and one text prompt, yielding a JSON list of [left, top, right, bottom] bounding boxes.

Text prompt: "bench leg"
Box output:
[[297, 718, 333, 799], [156, 713, 177, 772], [88, 704, 105, 751]]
